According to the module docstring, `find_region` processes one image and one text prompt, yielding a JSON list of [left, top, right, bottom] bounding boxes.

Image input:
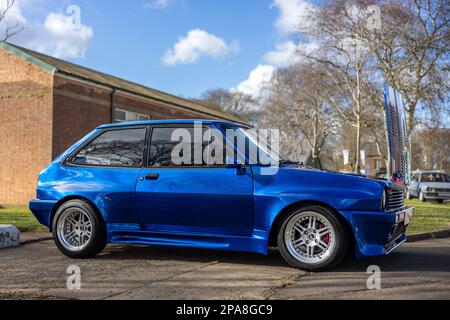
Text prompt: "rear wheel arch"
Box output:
[[50, 196, 105, 232], [268, 200, 354, 249]]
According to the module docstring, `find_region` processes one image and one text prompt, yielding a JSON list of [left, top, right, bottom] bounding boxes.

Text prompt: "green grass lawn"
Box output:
[[405, 199, 450, 235], [0, 206, 45, 232], [0, 199, 449, 235]]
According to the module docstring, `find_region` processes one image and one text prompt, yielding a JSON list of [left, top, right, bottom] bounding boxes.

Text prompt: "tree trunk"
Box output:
[[354, 120, 361, 174]]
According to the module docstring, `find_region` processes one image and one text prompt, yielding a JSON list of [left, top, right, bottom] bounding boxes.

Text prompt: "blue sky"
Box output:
[[3, 0, 319, 99]]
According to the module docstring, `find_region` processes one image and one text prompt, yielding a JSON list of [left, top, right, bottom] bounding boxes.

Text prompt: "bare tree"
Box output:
[[300, 2, 380, 173], [315, 0, 449, 167], [262, 65, 338, 169], [0, 0, 24, 41], [197, 88, 255, 120], [413, 128, 450, 170]]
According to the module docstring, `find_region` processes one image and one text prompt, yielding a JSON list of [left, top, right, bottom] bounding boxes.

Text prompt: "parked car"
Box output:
[[406, 170, 450, 203], [29, 118, 414, 271]]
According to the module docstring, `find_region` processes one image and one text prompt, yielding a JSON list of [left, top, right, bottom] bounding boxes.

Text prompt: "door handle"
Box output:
[[145, 173, 159, 181]]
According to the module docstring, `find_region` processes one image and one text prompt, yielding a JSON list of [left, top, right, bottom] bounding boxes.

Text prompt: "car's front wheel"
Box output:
[[277, 205, 349, 271], [52, 199, 106, 259]]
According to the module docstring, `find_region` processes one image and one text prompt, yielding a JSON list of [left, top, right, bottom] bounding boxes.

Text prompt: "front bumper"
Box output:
[[384, 207, 414, 254], [340, 206, 414, 259], [422, 191, 450, 200]]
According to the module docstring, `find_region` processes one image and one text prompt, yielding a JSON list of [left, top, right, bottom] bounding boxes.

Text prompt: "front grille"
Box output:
[[387, 189, 404, 211]]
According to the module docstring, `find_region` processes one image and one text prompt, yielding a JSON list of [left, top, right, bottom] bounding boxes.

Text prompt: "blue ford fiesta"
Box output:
[[29, 87, 414, 271]]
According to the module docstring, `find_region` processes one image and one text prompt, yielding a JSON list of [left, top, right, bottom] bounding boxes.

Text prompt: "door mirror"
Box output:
[[225, 163, 245, 169], [225, 155, 246, 168], [225, 163, 247, 175]]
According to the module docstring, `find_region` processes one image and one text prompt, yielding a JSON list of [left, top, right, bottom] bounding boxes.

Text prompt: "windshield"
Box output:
[[218, 124, 288, 165], [421, 173, 450, 183]]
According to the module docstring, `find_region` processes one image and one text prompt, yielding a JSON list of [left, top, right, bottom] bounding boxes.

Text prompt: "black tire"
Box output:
[[437, 199, 444, 204], [277, 205, 350, 272], [52, 199, 106, 259]]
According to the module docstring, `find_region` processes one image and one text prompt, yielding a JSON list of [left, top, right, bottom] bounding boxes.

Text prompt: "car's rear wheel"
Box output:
[[437, 199, 444, 204], [277, 205, 349, 271], [52, 199, 106, 259]]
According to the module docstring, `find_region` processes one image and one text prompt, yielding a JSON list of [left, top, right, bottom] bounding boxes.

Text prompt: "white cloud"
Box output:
[[2, 0, 94, 59], [36, 12, 93, 58], [233, 65, 275, 99], [271, 0, 315, 34], [231, 1, 318, 99], [233, 41, 316, 99], [263, 40, 317, 67], [163, 29, 240, 66], [144, 0, 174, 10]]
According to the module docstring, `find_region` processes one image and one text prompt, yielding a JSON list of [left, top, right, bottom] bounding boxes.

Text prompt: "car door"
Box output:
[[136, 124, 253, 236]]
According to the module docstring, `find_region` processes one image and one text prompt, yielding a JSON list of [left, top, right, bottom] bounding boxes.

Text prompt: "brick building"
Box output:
[[0, 42, 244, 205]]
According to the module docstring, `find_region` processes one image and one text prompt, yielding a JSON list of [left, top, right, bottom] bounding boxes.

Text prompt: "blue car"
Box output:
[[29, 87, 414, 271]]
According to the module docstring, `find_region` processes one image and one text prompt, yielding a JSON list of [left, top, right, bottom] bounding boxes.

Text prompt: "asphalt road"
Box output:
[[1, 234, 449, 300]]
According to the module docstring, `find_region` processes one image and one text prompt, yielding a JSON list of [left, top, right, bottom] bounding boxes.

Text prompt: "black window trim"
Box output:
[[145, 124, 232, 169], [64, 126, 149, 169]]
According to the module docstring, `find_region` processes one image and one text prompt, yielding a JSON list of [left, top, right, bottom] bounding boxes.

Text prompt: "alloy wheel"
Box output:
[[56, 208, 93, 252], [284, 211, 336, 265]]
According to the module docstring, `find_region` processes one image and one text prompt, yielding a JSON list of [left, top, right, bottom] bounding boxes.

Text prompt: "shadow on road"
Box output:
[[98, 245, 289, 267], [95, 241, 450, 273]]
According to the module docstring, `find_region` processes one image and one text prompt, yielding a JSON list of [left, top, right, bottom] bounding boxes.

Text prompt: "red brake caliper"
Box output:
[[320, 223, 330, 244]]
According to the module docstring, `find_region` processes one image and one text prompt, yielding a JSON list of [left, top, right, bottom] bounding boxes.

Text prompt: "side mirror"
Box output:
[[225, 163, 247, 175]]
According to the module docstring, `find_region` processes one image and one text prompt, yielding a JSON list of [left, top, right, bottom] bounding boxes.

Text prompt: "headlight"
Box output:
[[381, 190, 387, 211]]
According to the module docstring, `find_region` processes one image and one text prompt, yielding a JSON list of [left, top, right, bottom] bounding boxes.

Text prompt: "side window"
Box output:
[[148, 126, 226, 167], [70, 128, 146, 167]]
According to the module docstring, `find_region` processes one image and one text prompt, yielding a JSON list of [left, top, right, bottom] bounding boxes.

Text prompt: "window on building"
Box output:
[[115, 109, 150, 123], [70, 128, 146, 167]]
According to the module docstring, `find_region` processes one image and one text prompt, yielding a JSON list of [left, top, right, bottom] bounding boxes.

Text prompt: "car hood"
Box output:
[[272, 165, 389, 191], [384, 85, 410, 184], [254, 165, 388, 212]]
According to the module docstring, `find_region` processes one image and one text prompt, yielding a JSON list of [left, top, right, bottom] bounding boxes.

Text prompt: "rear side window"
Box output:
[[70, 128, 146, 167]]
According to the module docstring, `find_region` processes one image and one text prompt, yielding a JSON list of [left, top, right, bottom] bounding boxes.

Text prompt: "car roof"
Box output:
[[97, 119, 244, 129]]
